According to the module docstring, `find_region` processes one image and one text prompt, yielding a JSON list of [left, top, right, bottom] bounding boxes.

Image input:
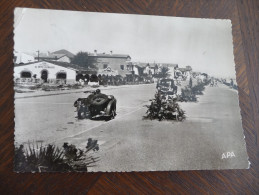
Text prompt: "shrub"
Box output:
[[181, 87, 197, 102], [29, 84, 42, 90], [192, 83, 205, 95], [180, 80, 210, 102], [14, 139, 99, 172], [41, 85, 58, 91], [144, 92, 186, 121]]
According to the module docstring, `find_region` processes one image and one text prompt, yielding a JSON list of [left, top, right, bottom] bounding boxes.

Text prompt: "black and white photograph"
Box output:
[[14, 8, 249, 172]]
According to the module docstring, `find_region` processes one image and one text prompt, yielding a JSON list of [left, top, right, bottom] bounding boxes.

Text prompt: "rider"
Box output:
[[95, 89, 101, 95], [86, 89, 101, 102], [90, 89, 109, 106]]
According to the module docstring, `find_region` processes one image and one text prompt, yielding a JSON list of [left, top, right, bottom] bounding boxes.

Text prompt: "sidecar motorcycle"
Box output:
[[74, 89, 117, 120]]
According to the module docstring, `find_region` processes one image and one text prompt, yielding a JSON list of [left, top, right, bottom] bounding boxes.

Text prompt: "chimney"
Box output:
[[94, 50, 97, 56], [110, 50, 113, 55]]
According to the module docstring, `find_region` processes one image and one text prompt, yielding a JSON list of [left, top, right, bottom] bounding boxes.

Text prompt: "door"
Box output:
[[41, 70, 48, 83]]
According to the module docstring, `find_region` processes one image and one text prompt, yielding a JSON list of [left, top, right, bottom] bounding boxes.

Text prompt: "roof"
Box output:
[[159, 63, 178, 68], [135, 62, 178, 69], [52, 49, 75, 58], [88, 53, 131, 59], [38, 56, 56, 59], [52, 54, 66, 59], [45, 60, 97, 72], [135, 63, 157, 68], [14, 60, 97, 73], [178, 68, 187, 72], [136, 63, 149, 68], [14, 61, 41, 67], [96, 66, 132, 77], [178, 66, 192, 72], [185, 66, 192, 71], [97, 68, 118, 76]]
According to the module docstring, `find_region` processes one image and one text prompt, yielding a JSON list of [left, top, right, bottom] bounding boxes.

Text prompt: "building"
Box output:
[[14, 51, 36, 64], [89, 50, 132, 77], [14, 61, 80, 84], [126, 62, 140, 76], [52, 49, 75, 59], [36, 49, 75, 63], [178, 66, 193, 80], [132, 63, 157, 76], [51, 49, 75, 63]]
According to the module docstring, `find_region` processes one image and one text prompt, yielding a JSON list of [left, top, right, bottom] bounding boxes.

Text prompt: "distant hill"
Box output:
[[51, 49, 75, 58]]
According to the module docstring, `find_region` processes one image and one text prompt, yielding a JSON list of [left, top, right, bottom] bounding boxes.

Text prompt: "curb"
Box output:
[[15, 84, 156, 99]]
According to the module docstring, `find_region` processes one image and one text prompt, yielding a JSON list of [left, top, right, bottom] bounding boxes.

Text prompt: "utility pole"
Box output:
[[36, 50, 40, 61]]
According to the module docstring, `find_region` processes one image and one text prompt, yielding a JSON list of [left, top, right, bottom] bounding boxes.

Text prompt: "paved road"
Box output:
[[15, 83, 249, 171], [15, 84, 156, 144]]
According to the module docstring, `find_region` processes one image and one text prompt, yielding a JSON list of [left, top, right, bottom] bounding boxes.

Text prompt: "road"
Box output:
[[15, 83, 249, 171]]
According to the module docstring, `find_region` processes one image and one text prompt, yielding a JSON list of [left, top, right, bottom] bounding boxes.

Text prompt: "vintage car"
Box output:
[[87, 81, 100, 88], [74, 89, 117, 120], [156, 78, 177, 95]]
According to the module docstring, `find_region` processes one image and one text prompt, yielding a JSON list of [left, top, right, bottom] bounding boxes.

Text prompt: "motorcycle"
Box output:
[[74, 90, 117, 120]]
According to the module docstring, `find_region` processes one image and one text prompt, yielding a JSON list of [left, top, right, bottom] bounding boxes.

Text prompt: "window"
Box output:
[[90, 74, 98, 82], [21, 71, 32, 78], [127, 65, 132, 71], [120, 65, 124, 70], [56, 72, 67, 79], [103, 64, 108, 69]]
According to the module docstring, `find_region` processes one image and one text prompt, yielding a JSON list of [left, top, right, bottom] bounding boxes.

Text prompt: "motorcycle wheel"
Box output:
[[110, 109, 116, 119], [107, 106, 116, 121], [77, 107, 86, 119]]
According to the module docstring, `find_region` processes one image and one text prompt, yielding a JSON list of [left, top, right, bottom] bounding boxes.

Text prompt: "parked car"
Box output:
[[74, 89, 117, 120], [156, 79, 177, 95]]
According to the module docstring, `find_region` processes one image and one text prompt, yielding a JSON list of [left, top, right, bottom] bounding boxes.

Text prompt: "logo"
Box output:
[[222, 152, 235, 159]]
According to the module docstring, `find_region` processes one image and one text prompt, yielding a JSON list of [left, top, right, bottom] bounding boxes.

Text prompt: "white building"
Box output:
[[14, 51, 35, 64], [14, 61, 77, 84], [56, 55, 71, 63]]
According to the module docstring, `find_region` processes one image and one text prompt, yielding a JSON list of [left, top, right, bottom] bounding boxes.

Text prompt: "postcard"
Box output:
[[14, 8, 249, 172]]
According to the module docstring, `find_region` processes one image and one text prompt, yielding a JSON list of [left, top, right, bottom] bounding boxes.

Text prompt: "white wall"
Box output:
[[143, 66, 152, 75], [133, 66, 139, 75]]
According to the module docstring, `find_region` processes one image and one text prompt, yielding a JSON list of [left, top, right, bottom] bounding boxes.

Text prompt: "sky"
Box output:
[[14, 8, 236, 78]]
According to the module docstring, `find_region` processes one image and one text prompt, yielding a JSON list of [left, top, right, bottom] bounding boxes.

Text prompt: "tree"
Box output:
[[160, 66, 170, 78], [71, 52, 97, 69]]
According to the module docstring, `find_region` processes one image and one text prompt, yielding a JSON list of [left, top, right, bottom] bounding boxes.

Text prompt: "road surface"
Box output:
[[15, 83, 249, 171]]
